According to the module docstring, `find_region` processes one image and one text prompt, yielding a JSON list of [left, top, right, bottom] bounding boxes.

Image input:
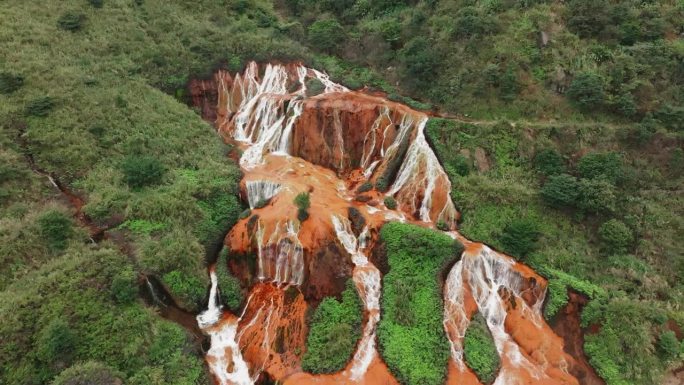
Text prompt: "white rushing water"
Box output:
[[255, 220, 305, 286], [246, 180, 281, 209], [331, 216, 382, 380], [197, 271, 254, 385]]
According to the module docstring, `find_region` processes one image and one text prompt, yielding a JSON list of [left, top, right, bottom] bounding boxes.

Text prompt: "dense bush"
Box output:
[[577, 152, 623, 184], [57, 12, 85, 31], [0, 72, 23, 94], [52, 361, 123, 385], [36, 318, 76, 365], [566, 72, 606, 111], [656, 330, 680, 362], [598, 219, 633, 254], [500, 217, 540, 258], [121, 155, 165, 189], [302, 280, 362, 373], [540, 174, 579, 208], [533, 149, 565, 176], [577, 178, 616, 214], [38, 210, 74, 253], [88, 0, 104, 9], [356, 181, 373, 193], [215, 248, 243, 311], [463, 314, 500, 384], [378, 222, 463, 385], [398, 37, 438, 90], [110, 269, 138, 304], [308, 19, 344, 53]]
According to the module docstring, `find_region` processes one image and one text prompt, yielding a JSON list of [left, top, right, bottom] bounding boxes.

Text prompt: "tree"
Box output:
[[308, 18, 344, 53], [500, 217, 541, 258], [567, 72, 605, 111], [533, 148, 565, 176], [121, 155, 165, 189], [541, 174, 579, 208], [598, 219, 633, 254], [566, 0, 612, 39]]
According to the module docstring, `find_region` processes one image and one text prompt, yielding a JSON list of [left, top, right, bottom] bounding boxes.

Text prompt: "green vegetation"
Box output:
[[0, 72, 24, 94], [463, 314, 500, 384], [378, 222, 463, 385], [38, 210, 74, 253], [294, 192, 311, 222], [302, 280, 362, 374], [57, 12, 85, 32], [384, 196, 397, 210], [427, 116, 682, 385], [215, 248, 244, 311], [121, 155, 166, 190]]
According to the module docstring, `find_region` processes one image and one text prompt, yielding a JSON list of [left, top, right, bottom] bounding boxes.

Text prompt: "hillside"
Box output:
[[1, 1, 682, 385]]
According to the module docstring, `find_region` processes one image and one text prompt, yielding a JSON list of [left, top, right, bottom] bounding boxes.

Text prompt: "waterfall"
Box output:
[[386, 117, 457, 224], [443, 260, 469, 370], [255, 220, 304, 286], [246, 180, 281, 209], [331, 216, 382, 379], [197, 270, 254, 385]]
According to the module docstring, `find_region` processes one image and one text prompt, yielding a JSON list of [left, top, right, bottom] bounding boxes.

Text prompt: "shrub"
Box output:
[[566, 0, 612, 39], [305, 78, 325, 97], [500, 217, 540, 258], [254, 198, 269, 209], [378, 222, 462, 385], [533, 149, 565, 176], [38, 210, 73, 253], [452, 154, 471, 176], [464, 314, 500, 384], [356, 181, 373, 193], [294, 192, 310, 222], [25, 97, 54, 116], [88, 0, 104, 8], [453, 6, 497, 39], [657, 330, 680, 362], [598, 219, 633, 254], [566, 72, 605, 111], [301, 280, 362, 373], [162, 270, 205, 312], [541, 174, 579, 208], [36, 318, 76, 364], [577, 152, 623, 184], [110, 269, 138, 304], [215, 249, 243, 310], [121, 155, 165, 189], [384, 196, 397, 210], [0, 72, 24, 94], [52, 361, 123, 385], [398, 37, 438, 89], [239, 209, 251, 219], [57, 12, 85, 31], [577, 178, 616, 214], [308, 19, 344, 53]]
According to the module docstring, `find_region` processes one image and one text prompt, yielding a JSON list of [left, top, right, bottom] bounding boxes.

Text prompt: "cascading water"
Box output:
[[331, 216, 382, 380], [246, 180, 281, 209], [195, 61, 581, 385]]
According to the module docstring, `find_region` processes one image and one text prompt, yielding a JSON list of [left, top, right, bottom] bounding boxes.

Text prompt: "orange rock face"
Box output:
[[190, 62, 593, 385]]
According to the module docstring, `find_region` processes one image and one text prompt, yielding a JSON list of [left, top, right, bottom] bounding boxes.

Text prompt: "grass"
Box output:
[[377, 222, 463, 385]]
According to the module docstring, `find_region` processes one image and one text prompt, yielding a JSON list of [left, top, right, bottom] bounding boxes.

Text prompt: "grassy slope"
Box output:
[[378, 222, 463, 385], [0, 1, 307, 384]]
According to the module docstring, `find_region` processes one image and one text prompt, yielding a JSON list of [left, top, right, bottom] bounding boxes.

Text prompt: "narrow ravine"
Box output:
[[192, 62, 588, 385]]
